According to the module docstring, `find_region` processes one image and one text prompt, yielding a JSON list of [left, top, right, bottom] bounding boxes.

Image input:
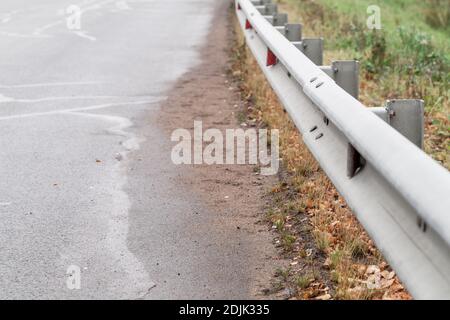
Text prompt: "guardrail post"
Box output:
[[273, 13, 288, 26], [251, 0, 271, 6], [256, 3, 276, 15], [352, 99, 425, 178], [386, 99, 425, 149], [265, 3, 278, 15], [263, 12, 286, 26], [370, 100, 424, 149], [333, 60, 359, 99], [285, 23, 302, 41], [320, 60, 359, 99], [293, 38, 323, 66]]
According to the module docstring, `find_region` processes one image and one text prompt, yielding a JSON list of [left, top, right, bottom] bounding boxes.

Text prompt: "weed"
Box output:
[[296, 274, 312, 289], [275, 267, 291, 282], [329, 249, 344, 270], [281, 232, 296, 251], [314, 231, 330, 253], [349, 238, 368, 260]]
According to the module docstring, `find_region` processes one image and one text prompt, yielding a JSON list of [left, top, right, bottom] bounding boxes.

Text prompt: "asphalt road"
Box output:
[[0, 0, 250, 299]]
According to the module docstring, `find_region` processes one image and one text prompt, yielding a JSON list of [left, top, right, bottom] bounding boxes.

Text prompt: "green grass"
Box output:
[[318, 0, 449, 53]]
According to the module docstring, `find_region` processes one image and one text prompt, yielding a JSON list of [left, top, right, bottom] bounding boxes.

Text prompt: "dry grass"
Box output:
[[230, 7, 411, 300]]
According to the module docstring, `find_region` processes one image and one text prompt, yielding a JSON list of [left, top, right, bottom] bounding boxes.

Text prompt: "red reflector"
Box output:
[[245, 19, 252, 30], [266, 48, 277, 66]]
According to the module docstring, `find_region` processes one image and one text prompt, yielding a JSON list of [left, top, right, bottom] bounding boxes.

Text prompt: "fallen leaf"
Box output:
[[315, 294, 331, 300], [380, 278, 395, 289], [366, 265, 380, 275], [366, 274, 381, 290]]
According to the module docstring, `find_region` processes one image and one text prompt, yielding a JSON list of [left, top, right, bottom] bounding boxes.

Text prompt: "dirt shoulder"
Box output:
[[150, 0, 288, 298]]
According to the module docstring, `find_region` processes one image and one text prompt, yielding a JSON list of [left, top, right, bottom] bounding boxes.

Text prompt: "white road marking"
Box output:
[[0, 10, 19, 24], [0, 95, 137, 103], [0, 81, 102, 88], [73, 30, 96, 41], [33, 20, 63, 36], [0, 99, 164, 121], [0, 31, 50, 39]]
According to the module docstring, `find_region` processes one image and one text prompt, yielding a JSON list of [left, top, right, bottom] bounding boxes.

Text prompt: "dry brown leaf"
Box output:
[[365, 265, 380, 275], [315, 294, 331, 300]]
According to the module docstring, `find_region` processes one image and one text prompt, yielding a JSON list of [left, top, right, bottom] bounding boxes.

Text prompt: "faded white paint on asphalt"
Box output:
[[0, 0, 217, 299]]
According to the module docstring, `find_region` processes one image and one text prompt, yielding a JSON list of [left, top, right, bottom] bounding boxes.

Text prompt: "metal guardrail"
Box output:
[[236, 0, 450, 299]]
